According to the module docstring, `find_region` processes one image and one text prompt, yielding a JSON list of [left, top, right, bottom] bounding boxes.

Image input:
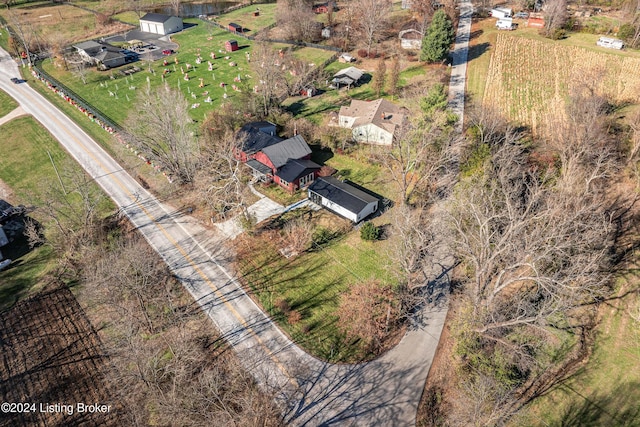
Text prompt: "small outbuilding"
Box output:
[[308, 177, 379, 223], [527, 17, 545, 28], [229, 22, 243, 33], [225, 40, 239, 52], [490, 7, 512, 18], [139, 13, 183, 35], [399, 29, 423, 49], [332, 66, 364, 89]]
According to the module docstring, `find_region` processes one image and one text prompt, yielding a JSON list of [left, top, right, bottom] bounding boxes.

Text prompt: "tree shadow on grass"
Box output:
[[555, 382, 640, 427], [468, 42, 490, 62]]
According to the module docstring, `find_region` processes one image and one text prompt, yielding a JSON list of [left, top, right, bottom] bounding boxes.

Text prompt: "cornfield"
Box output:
[[483, 33, 640, 134]]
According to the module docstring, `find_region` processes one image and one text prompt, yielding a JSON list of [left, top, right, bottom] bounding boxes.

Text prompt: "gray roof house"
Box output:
[[338, 98, 406, 145], [73, 41, 129, 70], [308, 176, 379, 223], [139, 13, 183, 35], [261, 135, 312, 169], [332, 66, 364, 89]]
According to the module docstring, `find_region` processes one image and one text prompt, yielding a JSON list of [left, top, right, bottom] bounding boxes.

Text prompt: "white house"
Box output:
[[338, 98, 406, 145], [308, 177, 379, 223], [399, 28, 423, 49], [139, 13, 183, 35]]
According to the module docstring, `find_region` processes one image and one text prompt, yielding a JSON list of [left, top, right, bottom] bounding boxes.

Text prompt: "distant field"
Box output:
[[213, 3, 277, 33], [0, 3, 132, 44], [482, 32, 640, 132]]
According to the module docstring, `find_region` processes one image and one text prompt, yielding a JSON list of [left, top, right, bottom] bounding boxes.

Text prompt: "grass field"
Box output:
[[212, 3, 277, 34], [0, 3, 133, 44], [238, 213, 396, 362], [0, 89, 18, 117], [40, 19, 254, 124], [520, 281, 640, 426], [0, 116, 112, 308]]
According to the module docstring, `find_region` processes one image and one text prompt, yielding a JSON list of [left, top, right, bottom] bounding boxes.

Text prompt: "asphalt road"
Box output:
[[449, 0, 473, 132], [0, 50, 451, 426]]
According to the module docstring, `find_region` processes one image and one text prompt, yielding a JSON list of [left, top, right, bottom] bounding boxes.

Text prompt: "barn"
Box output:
[[139, 13, 183, 35], [308, 177, 379, 223], [225, 40, 239, 52], [229, 22, 243, 33]]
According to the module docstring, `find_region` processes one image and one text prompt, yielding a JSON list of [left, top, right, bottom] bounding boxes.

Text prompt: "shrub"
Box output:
[[357, 49, 368, 58], [312, 226, 333, 246], [275, 298, 291, 314], [360, 222, 381, 241]]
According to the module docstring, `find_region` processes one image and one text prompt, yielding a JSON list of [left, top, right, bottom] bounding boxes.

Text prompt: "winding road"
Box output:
[[0, 32, 464, 423]]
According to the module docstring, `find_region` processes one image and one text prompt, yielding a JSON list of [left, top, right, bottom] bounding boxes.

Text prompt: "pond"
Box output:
[[150, 2, 240, 17]]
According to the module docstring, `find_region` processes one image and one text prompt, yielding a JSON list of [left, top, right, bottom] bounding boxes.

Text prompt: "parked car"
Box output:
[[10, 77, 20, 84], [0, 259, 11, 271], [514, 11, 529, 18], [162, 49, 173, 55]]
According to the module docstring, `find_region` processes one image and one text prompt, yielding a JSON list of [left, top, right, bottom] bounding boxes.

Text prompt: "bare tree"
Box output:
[[351, 0, 392, 55], [282, 217, 314, 256], [125, 84, 200, 184], [170, 0, 181, 15], [336, 280, 400, 351], [387, 56, 401, 98], [251, 43, 290, 117], [372, 57, 386, 97], [196, 127, 247, 219], [276, 0, 319, 42], [543, 0, 568, 37]]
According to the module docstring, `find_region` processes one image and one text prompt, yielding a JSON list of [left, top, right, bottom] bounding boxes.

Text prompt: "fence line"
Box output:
[[33, 61, 122, 132]]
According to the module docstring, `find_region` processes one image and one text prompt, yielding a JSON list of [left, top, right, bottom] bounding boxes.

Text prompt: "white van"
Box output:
[[496, 18, 515, 30]]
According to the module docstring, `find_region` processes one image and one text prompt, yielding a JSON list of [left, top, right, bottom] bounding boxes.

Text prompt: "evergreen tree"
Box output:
[[420, 10, 454, 63]]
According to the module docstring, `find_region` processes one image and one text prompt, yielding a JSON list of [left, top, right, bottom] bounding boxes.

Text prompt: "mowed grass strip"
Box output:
[[0, 89, 18, 117]]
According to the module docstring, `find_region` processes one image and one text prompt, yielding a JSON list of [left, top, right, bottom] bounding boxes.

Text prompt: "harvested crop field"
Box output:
[[0, 286, 121, 427], [483, 33, 640, 133]]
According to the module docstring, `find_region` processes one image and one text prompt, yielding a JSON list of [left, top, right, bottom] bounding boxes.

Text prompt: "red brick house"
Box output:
[[235, 123, 321, 192], [246, 135, 321, 192]]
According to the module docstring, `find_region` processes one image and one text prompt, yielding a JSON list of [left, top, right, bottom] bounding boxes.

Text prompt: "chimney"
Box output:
[[381, 112, 386, 120]]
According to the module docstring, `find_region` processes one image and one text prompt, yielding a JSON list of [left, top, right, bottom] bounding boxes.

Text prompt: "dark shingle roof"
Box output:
[[261, 135, 311, 169], [239, 128, 282, 154], [276, 159, 321, 182], [140, 13, 173, 23], [308, 177, 378, 214]]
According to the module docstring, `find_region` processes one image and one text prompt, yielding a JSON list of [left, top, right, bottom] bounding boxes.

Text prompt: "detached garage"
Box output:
[[139, 13, 183, 35], [308, 176, 379, 223]]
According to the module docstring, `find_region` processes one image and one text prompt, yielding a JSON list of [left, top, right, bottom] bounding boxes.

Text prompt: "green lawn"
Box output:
[[0, 89, 18, 117], [40, 19, 254, 124], [239, 215, 396, 362], [0, 116, 111, 308], [324, 152, 392, 199], [520, 282, 640, 426]]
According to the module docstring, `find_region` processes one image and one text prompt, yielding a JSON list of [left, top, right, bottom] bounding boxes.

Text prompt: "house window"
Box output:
[[280, 178, 289, 187], [299, 173, 314, 187]]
